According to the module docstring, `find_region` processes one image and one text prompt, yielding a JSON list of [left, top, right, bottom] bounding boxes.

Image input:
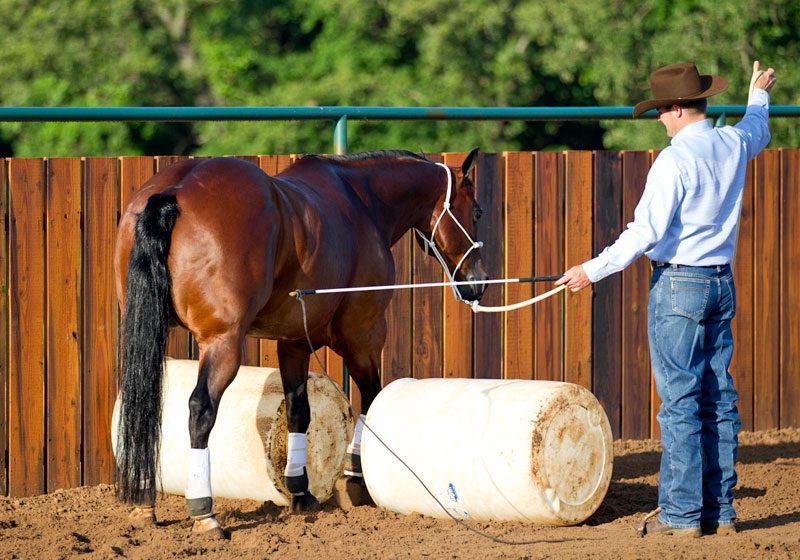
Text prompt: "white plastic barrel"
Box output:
[[360, 378, 612, 524], [112, 359, 353, 504]]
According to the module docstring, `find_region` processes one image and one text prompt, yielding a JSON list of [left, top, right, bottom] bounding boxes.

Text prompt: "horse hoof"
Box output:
[[192, 516, 226, 540], [128, 506, 157, 528], [290, 492, 321, 514], [333, 476, 374, 510]]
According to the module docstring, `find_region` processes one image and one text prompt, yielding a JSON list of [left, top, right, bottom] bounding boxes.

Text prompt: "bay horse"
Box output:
[[113, 148, 488, 537]]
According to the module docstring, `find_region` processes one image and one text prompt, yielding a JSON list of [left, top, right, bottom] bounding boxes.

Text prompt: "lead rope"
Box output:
[[469, 284, 566, 312], [294, 292, 572, 546]]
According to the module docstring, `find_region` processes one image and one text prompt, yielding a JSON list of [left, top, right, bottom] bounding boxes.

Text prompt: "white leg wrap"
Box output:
[[347, 414, 366, 455], [285, 433, 307, 478], [186, 447, 212, 499]]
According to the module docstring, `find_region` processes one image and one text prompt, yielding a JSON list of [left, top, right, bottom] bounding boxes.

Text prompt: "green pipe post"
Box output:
[[332, 113, 350, 395], [333, 115, 348, 155]]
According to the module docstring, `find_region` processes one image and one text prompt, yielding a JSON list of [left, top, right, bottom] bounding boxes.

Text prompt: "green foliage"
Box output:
[[0, 0, 796, 156]]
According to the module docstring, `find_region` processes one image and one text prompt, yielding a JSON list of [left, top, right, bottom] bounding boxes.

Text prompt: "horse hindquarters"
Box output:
[[117, 194, 180, 507]]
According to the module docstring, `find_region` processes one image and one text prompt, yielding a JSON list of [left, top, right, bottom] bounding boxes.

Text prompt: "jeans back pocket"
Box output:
[[670, 277, 710, 319]]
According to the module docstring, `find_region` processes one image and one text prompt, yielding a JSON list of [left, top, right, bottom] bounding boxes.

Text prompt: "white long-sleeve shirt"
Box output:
[[582, 88, 771, 283]]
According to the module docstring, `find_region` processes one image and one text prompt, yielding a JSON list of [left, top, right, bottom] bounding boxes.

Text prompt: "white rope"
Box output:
[[292, 280, 566, 313], [469, 284, 566, 313], [289, 275, 562, 297]]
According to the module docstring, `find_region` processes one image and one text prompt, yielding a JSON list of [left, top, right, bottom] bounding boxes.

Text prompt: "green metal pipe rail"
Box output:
[[1, 105, 798, 154]]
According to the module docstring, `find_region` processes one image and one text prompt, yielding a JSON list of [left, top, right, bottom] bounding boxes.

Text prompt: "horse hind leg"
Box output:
[[185, 334, 243, 539], [277, 340, 321, 513]]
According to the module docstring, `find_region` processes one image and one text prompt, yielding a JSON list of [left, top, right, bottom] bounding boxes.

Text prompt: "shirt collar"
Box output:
[[671, 119, 712, 144]]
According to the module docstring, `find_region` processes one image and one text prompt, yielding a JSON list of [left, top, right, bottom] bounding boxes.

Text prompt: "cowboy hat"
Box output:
[[632, 63, 728, 118]]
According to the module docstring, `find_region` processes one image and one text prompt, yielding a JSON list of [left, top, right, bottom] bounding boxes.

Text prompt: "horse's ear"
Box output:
[[462, 147, 480, 176]]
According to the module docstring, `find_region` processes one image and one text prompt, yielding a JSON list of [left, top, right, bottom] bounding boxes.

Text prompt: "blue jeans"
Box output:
[[648, 264, 741, 529]]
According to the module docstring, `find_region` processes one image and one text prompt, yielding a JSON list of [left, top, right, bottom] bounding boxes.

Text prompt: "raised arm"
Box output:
[[737, 60, 776, 159]]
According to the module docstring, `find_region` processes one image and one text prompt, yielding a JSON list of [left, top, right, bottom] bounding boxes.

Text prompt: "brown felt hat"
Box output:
[[632, 63, 728, 118]]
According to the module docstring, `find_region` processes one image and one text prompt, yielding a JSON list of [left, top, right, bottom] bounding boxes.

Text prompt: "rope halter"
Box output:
[[414, 162, 484, 303]]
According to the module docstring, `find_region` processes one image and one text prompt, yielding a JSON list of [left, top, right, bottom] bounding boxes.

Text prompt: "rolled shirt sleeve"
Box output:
[[735, 88, 771, 160]]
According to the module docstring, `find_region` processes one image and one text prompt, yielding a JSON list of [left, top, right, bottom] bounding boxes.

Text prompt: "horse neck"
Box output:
[[347, 161, 444, 246]]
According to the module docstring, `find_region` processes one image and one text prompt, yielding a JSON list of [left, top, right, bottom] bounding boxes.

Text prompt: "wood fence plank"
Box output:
[[503, 152, 534, 380], [780, 148, 800, 428], [83, 158, 119, 485], [563, 152, 593, 390], [46, 158, 83, 491], [442, 152, 473, 379], [119, 157, 155, 216], [382, 233, 413, 385], [534, 152, 564, 381], [753, 150, 780, 430], [0, 159, 7, 495], [593, 151, 623, 438], [155, 157, 192, 360], [620, 151, 651, 439], [473, 153, 504, 379], [412, 154, 444, 379], [731, 160, 755, 431], [649, 150, 662, 440], [8, 159, 46, 496], [325, 349, 344, 393], [345, 352, 362, 414]]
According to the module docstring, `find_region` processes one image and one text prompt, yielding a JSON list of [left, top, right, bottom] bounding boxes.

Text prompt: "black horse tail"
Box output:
[[117, 193, 180, 505]]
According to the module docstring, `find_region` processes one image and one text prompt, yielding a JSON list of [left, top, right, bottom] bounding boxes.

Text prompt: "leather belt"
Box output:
[[650, 261, 729, 270]]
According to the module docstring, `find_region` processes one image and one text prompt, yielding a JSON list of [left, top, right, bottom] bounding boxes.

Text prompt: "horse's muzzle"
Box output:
[[457, 271, 488, 302]]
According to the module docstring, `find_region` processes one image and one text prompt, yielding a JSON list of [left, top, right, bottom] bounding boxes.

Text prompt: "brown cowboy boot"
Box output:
[[637, 508, 702, 538]]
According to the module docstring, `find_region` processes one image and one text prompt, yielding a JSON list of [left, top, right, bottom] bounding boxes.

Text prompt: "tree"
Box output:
[[0, 0, 796, 156], [517, 0, 800, 149]]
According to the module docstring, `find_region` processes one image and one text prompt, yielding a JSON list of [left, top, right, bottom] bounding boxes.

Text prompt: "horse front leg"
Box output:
[[278, 340, 320, 513], [185, 335, 242, 539], [334, 316, 386, 508]]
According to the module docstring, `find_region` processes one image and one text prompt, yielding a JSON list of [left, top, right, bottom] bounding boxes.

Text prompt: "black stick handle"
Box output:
[[518, 275, 563, 283]]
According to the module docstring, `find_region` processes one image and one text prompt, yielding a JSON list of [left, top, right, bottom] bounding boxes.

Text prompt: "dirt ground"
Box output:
[[1, 428, 799, 560]]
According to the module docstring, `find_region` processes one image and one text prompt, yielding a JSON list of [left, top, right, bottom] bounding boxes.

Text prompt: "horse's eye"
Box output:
[[473, 206, 483, 222]]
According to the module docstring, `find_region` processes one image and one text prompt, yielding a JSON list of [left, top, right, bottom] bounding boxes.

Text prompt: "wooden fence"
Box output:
[[1, 149, 798, 497]]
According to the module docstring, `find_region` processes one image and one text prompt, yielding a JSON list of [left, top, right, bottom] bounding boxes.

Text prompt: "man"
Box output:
[[556, 61, 776, 537]]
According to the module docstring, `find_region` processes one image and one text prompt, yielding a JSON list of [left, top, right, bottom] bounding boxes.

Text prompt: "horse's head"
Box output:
[[417, 148, 489, 302]]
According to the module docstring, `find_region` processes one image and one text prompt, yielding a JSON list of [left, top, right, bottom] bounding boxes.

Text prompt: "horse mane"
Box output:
[[300, 150, 431, 164]]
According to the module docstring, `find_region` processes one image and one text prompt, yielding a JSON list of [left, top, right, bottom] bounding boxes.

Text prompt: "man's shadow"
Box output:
[[585, 438, 798, 527]]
